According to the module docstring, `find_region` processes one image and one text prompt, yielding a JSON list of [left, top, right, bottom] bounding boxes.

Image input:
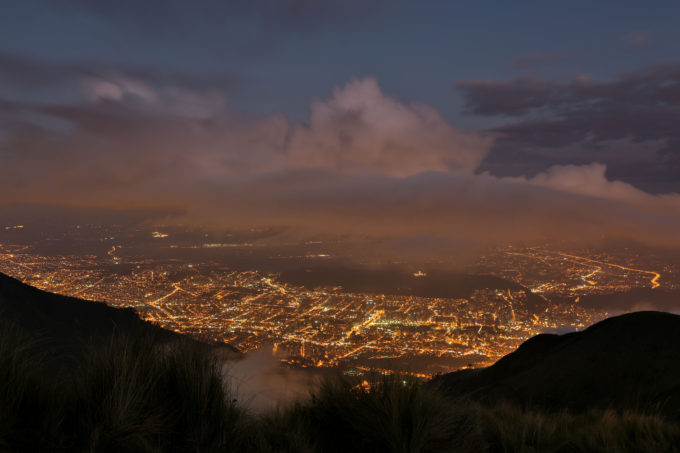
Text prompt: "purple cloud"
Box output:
[[457, 63, 680, 193]]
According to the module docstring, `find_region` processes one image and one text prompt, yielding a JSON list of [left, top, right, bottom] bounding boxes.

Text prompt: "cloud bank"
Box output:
[[1, 58, 680, 253]]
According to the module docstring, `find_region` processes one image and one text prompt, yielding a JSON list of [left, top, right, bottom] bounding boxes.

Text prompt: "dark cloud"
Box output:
[[458, 64, 680, 192], [457, 64, 680, 116]]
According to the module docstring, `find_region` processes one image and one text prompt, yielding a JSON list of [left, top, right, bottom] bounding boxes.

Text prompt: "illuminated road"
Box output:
[[558, 253, 661, 289], [505, 249, 662, 290], [580, 266, 601, 286]]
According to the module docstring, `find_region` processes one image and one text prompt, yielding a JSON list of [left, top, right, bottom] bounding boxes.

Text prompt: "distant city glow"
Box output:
[[2, 225, 675, 376]]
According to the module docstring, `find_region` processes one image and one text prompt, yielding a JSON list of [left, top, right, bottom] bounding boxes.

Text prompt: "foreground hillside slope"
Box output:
[[1, 274, 679, 451], [432, 311, 680, 418], [0, 271, 187, 349]]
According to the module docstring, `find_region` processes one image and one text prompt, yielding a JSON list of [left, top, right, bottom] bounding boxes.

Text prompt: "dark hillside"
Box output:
[[432, 311, 680, 418], [0, 272, 198, 356]]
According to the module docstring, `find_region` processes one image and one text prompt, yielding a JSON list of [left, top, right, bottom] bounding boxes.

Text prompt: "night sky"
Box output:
[[2, 1, 680, 250]]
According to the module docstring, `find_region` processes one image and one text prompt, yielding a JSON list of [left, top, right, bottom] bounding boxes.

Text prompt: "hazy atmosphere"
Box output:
[[2, 1, 680, 252]]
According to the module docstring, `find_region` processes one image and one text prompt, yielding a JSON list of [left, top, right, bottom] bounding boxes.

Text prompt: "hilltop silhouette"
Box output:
[[0, 271, 244, 367], [0, 272, 181, 344], [432, 310, 680, 419]]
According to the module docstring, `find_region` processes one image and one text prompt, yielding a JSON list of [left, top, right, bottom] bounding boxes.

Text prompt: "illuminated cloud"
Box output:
[[1, 67, 680, 251], [510, 163, 651, 203], [288, 77, 492, 176], [83, 77, 158, 103]]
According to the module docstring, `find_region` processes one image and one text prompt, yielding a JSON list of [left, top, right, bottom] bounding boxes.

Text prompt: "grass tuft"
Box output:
[[301, 374, 470, 453]]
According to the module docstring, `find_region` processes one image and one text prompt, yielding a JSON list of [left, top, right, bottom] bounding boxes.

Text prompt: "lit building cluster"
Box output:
[[0, 237, 672, 377], [475, 246, 673, 295]]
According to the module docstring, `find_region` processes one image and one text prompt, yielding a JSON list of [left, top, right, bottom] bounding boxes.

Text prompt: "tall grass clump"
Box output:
[[300, 374, 469, 453], [0, 321, 63, 452], [470, 403, 680, 453], [251, 405, 318, 453], [245, 376, 680, 453], [471, 402, 573, 453], [65, 333, 247, 452], [155, 340, 246, 452], [569, 409, 680, 453]]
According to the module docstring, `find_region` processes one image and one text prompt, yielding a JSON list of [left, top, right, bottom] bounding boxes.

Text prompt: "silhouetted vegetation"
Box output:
[[0, 323, 248, 452], [2, 273, 680, 452], [1, 322, 679, 452]]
